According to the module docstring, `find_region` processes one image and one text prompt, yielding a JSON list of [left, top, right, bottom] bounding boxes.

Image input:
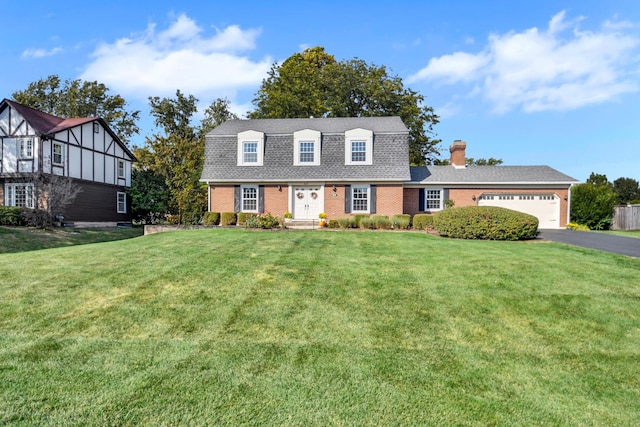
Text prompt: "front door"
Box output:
[[293, 186, 323, 220]]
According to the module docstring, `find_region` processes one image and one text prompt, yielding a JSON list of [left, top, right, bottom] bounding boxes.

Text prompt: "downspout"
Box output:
[[566, 183, 574, 226], [207, 182, 211, 212]]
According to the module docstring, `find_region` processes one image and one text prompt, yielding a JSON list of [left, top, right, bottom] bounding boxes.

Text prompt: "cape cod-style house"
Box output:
[[0, 99, 135, 225], [201, 117, 578, 228]]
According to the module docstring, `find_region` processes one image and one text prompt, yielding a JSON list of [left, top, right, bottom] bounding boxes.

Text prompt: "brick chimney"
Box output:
[[449, 140, 467, 168]]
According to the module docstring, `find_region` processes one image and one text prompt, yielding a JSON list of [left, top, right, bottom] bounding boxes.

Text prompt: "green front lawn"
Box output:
[[0, 229, 638, 425]]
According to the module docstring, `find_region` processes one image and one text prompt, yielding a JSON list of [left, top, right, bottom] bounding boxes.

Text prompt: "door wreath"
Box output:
[[311, 192, 318, 199], [296, 192, 304, 199]]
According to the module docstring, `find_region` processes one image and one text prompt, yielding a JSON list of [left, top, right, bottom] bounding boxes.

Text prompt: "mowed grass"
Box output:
[[0, 228, 638, 426]]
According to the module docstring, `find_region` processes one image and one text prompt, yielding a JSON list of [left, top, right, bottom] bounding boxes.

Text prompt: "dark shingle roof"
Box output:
[[202, 117, 411, 182], [410, 165, 579, 184]]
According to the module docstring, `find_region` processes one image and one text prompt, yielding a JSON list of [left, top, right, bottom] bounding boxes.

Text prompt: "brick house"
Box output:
[[0, 99, 135, 225], [201, 117, 578, 228]]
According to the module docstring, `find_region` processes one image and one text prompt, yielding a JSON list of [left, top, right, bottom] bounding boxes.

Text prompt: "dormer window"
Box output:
[[237, 130, 264, 166], [345, 128, 373, 165], [293, 129, 321, 166]]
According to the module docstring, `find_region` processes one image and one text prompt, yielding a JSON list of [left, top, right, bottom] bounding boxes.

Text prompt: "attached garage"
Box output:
[[478, 193, 561, 229]]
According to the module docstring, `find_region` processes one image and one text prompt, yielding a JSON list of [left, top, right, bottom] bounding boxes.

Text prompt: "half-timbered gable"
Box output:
[[0, 99, 135, 225]]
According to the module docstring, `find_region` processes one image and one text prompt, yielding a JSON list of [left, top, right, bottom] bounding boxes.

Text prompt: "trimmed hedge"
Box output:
[[372, 215, 391, 230], [412, 214, 435, 230], [434, 206, 538, 240], [203, 212, 220, 226], [220, 212, 237, 226], [237, 212, 257, 226]]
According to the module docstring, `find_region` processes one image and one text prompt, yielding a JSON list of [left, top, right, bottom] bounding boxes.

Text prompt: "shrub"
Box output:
[[237, 212, 257, 226], [203, 212, 220, 226], [567, 222, 590, 231], [391, 214, 411, 230], [165, 214, 180, 224], [0, 206, 26, 226], [337, 217, 350, 229], [328, 219, 340, 228], [434, 206, 538, 240], [245, 212, 280, 229], [571, 182, 617, 230], [220, 212, 237, 226], [372, 215, 391, 230], [412, 214, 435, 230], [352, 214, 369, 228], [283, 211, 292, 219], [359, 216, 371, 229]]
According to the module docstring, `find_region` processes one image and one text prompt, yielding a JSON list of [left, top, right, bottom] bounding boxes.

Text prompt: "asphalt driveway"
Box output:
[[539, 229, 640, 258]]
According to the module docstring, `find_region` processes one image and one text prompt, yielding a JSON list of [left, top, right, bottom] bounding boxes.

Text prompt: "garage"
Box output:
[[478, 193, 561, 229]]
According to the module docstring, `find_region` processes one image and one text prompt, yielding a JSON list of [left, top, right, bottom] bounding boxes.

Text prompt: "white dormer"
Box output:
[[237, 130, 265, 166], [344, 128, 373, 166], [293, 129, 321, 166]]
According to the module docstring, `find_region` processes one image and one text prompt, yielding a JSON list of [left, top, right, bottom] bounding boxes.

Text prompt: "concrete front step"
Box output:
[[285, 219, 324, 230]]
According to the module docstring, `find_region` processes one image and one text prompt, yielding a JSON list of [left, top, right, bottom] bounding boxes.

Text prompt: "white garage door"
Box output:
[[478, 194, 560, 229]]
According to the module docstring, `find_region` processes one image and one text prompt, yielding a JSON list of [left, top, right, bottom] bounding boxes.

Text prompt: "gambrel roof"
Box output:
[[202, 117, 411, 183]]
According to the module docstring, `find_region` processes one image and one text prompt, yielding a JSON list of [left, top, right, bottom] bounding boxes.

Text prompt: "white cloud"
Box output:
[[21, 47, 62, 59], [80, 13, 272, 101], [409, 11, 640, 113]]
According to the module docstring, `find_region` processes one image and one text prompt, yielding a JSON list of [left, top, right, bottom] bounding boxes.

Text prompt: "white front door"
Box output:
[[292, 186, 323, 220]]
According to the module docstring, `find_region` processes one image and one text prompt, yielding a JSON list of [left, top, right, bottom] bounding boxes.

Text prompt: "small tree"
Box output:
[[613, 177, 640, 204], [26, 170, 82, 228], [571, 173, 617, 230]]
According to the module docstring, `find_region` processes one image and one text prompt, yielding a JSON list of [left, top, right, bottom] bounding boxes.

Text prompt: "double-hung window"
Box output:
[[117, 192, 127, 213], [293, 129, 321, 166], [345, 128, 373, 165], [5, 183, 34, 208], [20, 139, 33, 159], [242, 186, 258, 212], [237, 130, 264, 166], [424, 189, 442, 211], [352, 185, 369, 212], [117, 160, 125, 179], [53, 142, 63, 166]]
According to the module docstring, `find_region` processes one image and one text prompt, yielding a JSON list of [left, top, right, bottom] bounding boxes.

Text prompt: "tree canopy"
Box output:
[[571, 173, 618, 230], [12, 75, 140, 145], [250, 47, 441, 165], [613, 177, 640, 204]]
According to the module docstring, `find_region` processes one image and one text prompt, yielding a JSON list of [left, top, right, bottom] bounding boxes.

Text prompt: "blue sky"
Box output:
[[2, 0, 639, 182]]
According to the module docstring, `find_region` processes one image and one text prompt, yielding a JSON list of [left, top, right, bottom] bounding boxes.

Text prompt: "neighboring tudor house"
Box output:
[[0, 99, 135, 225], [201, 117, 579, 229]]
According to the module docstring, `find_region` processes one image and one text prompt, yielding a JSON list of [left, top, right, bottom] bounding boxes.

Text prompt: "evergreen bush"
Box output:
[[391, 214, 411, 230], [203, 212, 220, 226], [0, 206, 26, 226], [412, 214, 435, 230], [220, 212, 237, 226], [434, 206, 538, 240], [372, 215, 391, 230]]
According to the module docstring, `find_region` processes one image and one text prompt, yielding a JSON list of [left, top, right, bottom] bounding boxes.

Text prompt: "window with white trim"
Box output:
[[425, 189, 442, 210], [19, 138, 33, 159], [345, 128, 373, 165], [5, 183, 34, 208], [117, 160, 125, 179], [293, 129, 321, 166], [237, 130, 265, 166], [53, 142, 63, 166], [241, 186, 258, 212], [94, 122, 100, 133], [352, 185, 370, 212], [117, 192, 127, 213]]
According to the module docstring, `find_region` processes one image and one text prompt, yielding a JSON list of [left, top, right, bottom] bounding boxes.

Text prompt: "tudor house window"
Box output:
[[19, 138, 33, 159], [293, 129, 321, 166], [117, 192, 127, 213], [5, 183, 34, 209], [53, 142, 63, 166], [424, 189, 443, 211], [117, 159, 125, 179], [237, 130, 265, 166], [345, 128, 373, 165]]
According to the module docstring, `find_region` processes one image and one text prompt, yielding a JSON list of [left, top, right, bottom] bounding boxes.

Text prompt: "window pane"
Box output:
[[425, 190, 441, 210], [299, 142, 314, 163], [53, 144, 63, 165], [352, 187, 368, 211], [351, 141, 366, 162], [243, 187, 257, 211], [243, 142, 258, 163], [117, 193, 126, 213]]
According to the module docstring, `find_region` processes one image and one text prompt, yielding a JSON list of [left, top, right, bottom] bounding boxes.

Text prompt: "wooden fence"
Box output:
[[612, 204, 640, 230]]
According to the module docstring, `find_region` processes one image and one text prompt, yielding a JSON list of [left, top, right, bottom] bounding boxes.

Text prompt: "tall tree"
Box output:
[[613, 177, 640, 204], [250, 47, 441, 165], [12, 75, 140, 145], [133, 92, 237, 224]]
